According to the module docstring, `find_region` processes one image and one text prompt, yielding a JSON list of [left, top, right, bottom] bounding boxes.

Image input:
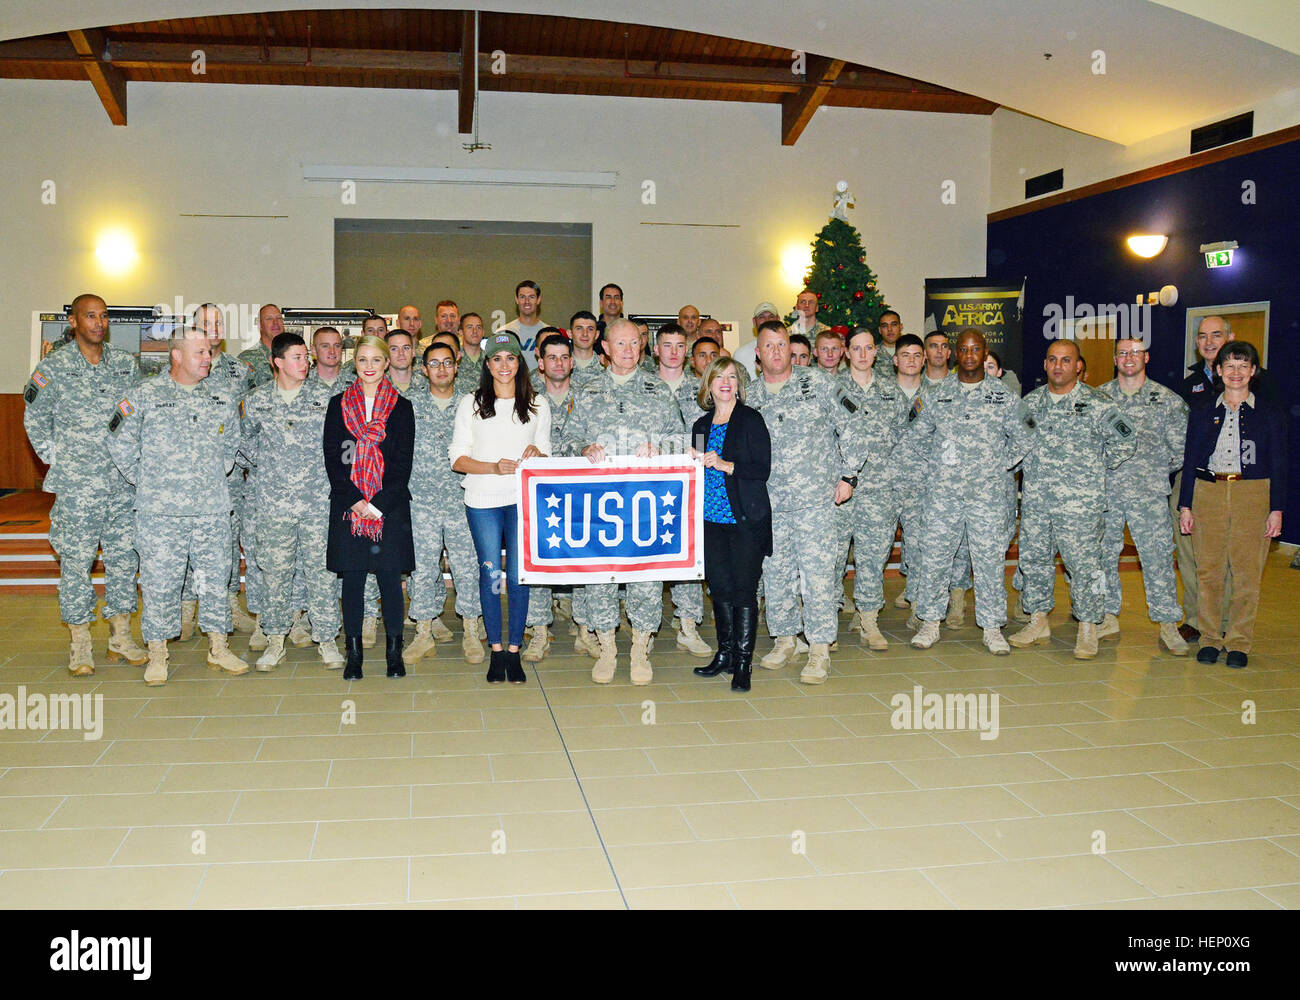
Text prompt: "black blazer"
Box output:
[[692, 402, 773, 556], [323, 392, 416, 573], [1179, 392, 1287, 512]]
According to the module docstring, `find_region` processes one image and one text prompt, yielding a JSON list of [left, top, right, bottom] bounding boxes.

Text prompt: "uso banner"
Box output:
[[516, 457, 704, 584], [923, 277, 1026, 377]]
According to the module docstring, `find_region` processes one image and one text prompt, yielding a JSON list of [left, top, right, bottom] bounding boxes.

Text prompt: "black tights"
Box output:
[[341, 570, 405, 637]]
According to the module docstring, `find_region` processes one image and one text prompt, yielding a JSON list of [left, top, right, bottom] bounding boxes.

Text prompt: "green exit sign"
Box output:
[[1205, 249, 1234, 268]]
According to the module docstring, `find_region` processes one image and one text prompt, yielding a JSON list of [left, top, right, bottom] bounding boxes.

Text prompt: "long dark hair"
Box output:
[[474, 350, 537, 423]]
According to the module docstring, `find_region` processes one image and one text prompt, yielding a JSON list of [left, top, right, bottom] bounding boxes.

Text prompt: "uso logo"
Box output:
[[517, 459, 703, 584]]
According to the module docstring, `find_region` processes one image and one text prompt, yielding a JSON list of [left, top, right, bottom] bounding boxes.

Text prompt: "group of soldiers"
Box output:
[[27, 288, 1200, 689]]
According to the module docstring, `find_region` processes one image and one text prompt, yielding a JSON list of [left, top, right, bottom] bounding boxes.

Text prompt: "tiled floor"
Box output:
[[1, 554, 1297, 909]]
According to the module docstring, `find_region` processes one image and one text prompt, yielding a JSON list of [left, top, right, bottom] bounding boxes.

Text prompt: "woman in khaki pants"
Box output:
[[1177, 342, 1286, 668]]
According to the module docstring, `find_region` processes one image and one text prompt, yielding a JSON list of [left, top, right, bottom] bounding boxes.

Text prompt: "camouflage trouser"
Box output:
[[240, 480, 265, 613], [668, 582, 704, 623], [897, 484, 925, 602], [136, 512, 232, 641], [583, 581, 663, 632], [1103, 496, 1182, 623], [50, 490, 138, 625], [182, 505, 241, 600], [409, 509, 481, 622], [763, 505, 839, 644], [843, 487, 902, 614], [256, 501, 340, 640], [916, 498, 1009, 628], [1018, 504, 1104, 624]]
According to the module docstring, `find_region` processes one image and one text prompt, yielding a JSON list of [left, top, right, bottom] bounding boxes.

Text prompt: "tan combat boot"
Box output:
[[430, 616, 454, 642], [858, 609, 889, 651], [247, 619, 269, 651], [522, 625, 550, 663], [675, 617, 712, 657], [403, 620, 437, 664], [983, 627, 1011, 656], [1096, 613, 1120, 640], [144, 639, 169, 686], [256, 633, 285, 672], [894, 591, 912, 609], [1074, 621, 1099, 660], [557, 596, 573, 622], [179, 600, 198, 641], [760, 636, 797, 670], [462, 617, 485, 664], [574, 627, 601, 659], [592, 629, 617, 684], [1158, 622, 1190, 656], [630, 629, 653, 685], [945, 588, 967, 629], [841, 589, 856, 615], [230, 593, 257, 633], [1008, 612, 1051, 648], [801, 642, 831, 684], [68, 623, 95, 676], [288, 610, 312, 647], [106, 614, 148, 665], [206, 632, 250, 675], [362, 616, 377, 649], [910, 620, 940, 649], [317, 637, 345, 668]]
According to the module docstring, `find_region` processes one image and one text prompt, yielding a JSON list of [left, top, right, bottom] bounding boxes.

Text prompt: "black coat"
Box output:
[[323, 392, 416, 574], [692, 402, 773, 556], [1178, 392, 1287, 513]]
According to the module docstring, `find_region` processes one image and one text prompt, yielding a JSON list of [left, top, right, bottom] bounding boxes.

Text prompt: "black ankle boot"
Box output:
[[343, 635, 363, 680], [695, 602, 735, 677], [385, 631, 405, 678], [731, 605, 757, 692], [505, 649, 527, 684], [486, 649, 506, 683]]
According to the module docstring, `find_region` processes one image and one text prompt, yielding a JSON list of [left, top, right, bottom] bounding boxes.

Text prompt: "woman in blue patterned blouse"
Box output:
[[688, 358, 772, 692]]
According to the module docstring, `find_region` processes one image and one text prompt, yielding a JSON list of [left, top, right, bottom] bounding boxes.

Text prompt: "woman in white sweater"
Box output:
[[450, 332, 551, 684]]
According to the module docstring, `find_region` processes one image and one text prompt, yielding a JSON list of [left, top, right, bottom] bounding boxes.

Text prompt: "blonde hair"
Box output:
[[697, 357, 746, 410], [352, 334, 390, 360]]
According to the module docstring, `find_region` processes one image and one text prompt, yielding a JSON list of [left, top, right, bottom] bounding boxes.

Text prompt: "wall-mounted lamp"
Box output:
[[94, 230, 137, 275], [1126, 234, 1168, 258]]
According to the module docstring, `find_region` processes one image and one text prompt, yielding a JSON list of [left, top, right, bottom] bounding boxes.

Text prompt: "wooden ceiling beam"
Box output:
[[781, 55, 845, 145], [66, 28, 127, 125], [458, 11, 476, 134]]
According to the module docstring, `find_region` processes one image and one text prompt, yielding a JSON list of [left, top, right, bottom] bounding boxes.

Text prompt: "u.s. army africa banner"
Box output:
[[516, 457, 705, 584], [923, 277, 1026, 378]]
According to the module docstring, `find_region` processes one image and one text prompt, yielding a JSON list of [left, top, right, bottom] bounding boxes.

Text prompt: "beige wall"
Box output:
[[0, 79, 991, 392], [334, 230, 591, 331]]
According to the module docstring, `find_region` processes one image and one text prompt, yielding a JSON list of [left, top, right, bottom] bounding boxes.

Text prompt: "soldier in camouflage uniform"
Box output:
[[654, 325, 712, 658], [1008, 339, 1138, 658], [239, 333, 343, 670], [24, 293, 148, 675], [306, 326, 354, 394], [176, 305, 257, 640], [107, 332, 251, 685], [563, 319, 687, 685], [748, 322, 867, 684], [402, 342, 485, 667], [833, 328, 910, 650], [901, 330, 1033, 654], [1097, 338, 1190, 655], [522, 333, 580, 662], [236, 303, 282, 388], [453, 313, 487, 394]]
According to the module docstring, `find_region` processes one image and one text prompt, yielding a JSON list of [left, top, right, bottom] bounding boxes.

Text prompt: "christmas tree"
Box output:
[[787, 213, 889, 333]]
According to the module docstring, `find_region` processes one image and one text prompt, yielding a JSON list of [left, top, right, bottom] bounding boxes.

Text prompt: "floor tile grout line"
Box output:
[[528, 660, 629, 910]]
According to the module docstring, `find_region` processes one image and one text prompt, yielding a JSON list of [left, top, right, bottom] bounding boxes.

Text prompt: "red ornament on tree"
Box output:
[[853, 291, 864, 300]]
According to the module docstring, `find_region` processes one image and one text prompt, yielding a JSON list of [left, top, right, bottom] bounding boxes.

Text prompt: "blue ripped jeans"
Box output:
[[464, 504, 529, 648]]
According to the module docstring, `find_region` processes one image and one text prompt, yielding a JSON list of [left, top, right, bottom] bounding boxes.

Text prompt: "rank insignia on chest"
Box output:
[[238, 399, 245, 418], [31, 371, 49, 389], [217, 423, 224, 435]]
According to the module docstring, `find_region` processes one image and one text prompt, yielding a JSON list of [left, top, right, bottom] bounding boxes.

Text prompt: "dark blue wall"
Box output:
[[988, 138, 1299, 542]]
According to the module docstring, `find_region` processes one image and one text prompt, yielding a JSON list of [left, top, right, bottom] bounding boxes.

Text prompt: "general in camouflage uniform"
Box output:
[[403, 343, 485, 667], [23, 295, 147, 674], [562, 320, 687, 684], [901, 336, 1033, 655], [1097, 343, 1190, 655], [1009, 340, 1137, 658], [239, 342, 343, 669], [748, 327, 867, 684], [107, 334, 251, 684]]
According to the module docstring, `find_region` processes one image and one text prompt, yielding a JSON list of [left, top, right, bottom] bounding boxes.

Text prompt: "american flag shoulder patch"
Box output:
[[117, 398, 134, 418], [31, 371, 49, 389]]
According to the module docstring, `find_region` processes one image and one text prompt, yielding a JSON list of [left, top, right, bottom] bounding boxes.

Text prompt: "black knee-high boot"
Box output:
[[731, 605, 757, 692], [343, 635, 364, 680], [695, 602, 735, 677]]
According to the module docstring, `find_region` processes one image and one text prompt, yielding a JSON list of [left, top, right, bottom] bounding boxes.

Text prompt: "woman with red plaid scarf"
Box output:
[[324, 335, 416, 680]]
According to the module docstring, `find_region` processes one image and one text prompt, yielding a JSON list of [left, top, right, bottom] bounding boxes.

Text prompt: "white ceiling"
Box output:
[[4, 0, 1299, 145]]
